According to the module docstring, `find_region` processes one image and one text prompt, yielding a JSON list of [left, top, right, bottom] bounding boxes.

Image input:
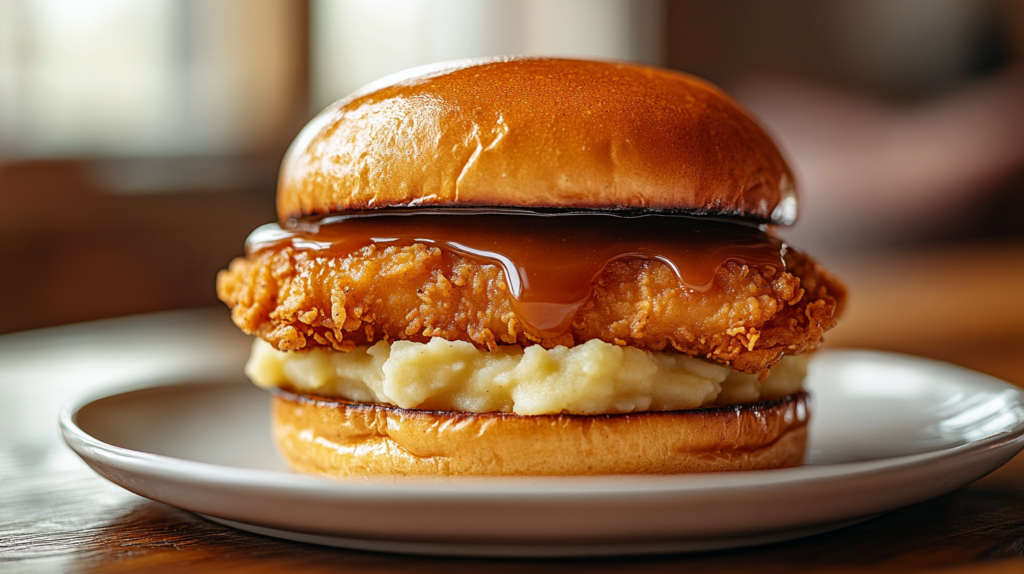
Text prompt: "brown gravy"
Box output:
[[247, 211, 786, 339]]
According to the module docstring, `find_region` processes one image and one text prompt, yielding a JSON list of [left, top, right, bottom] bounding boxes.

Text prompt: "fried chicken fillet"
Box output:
[[217, 241, 844, 375]]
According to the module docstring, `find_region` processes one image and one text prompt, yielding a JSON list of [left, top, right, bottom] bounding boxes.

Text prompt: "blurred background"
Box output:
[[1, 0, 1022, 378]]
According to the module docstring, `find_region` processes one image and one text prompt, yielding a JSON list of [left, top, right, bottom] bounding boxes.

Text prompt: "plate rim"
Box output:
[[59, 349, 1024, 498]]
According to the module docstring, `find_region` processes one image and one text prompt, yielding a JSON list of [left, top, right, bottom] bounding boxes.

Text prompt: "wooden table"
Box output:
[[3, 242, 1024, 573]]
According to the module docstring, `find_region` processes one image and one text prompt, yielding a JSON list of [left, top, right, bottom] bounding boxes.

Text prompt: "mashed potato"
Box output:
[[246, 337, 807, 415]]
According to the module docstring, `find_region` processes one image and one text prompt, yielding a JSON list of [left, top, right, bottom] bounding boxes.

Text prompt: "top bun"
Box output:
[[278, 57, 797, 225]]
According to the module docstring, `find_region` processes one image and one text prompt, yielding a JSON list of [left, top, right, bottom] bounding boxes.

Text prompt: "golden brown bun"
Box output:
[[271, 390, 809, 476], [278, 57, 798, 225]]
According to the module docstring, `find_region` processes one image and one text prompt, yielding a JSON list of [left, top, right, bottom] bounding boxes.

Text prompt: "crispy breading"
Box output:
[[217, 243, 845, 375]]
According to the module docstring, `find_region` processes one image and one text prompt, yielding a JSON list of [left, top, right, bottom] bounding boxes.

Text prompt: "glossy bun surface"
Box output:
[[278, 57, 797, 224]]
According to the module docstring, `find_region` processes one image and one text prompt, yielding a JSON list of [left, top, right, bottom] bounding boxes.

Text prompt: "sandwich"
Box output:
[[216, 57, 846, 476]]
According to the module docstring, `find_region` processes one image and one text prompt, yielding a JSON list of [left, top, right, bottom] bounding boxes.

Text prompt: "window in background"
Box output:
[[0, 0, 306, 160], [310, 0, 663, 111], [0, 0, 308, 334]]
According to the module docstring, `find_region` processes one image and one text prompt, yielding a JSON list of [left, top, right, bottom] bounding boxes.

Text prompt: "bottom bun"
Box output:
[[270, 390, 810, 476]]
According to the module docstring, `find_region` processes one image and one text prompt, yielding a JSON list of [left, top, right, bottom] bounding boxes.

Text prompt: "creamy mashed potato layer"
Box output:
[[247, 337, 807, 415]]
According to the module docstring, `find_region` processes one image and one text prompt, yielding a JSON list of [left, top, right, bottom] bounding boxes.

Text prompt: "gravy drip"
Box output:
[[247, 212, 787, 339]]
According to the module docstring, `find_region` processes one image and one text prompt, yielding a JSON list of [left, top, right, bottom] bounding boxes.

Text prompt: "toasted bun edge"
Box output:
[[271, 391, 809, 476]]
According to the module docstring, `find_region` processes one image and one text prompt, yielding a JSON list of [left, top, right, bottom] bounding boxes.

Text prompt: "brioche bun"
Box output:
[[278, 57, 797, 225], [271, 390, 809, 477]]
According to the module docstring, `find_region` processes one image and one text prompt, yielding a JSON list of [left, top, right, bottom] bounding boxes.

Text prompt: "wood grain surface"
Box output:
[[2, 243, 1024, 573]]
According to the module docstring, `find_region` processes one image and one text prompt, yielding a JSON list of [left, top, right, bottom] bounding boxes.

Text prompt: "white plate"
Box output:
[[60, 350, 1024, 557]]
